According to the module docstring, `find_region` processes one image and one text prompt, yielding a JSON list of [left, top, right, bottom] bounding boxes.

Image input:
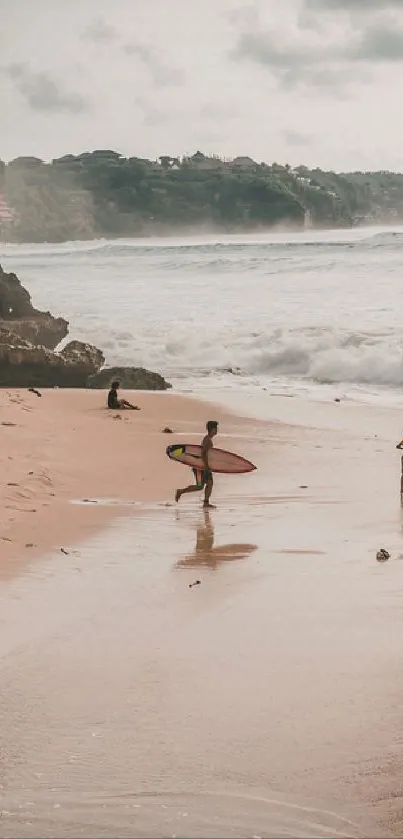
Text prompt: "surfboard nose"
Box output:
[[166, 444, 185, 458]]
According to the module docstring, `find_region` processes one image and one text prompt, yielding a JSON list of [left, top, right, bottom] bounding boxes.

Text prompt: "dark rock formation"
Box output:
[[0, 329, 104, 387], [0, 267, 169, 390], [6, 313, 68, 349], [60, 340, 104, 374], [0, 264, 68, 349], [86, 365, 171, 390]]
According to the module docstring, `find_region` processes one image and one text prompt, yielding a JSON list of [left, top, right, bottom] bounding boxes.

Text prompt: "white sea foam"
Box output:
[[2, 227, 403, 403]]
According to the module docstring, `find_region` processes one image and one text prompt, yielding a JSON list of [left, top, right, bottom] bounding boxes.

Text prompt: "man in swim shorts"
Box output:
[[175, 420, 218, 508]]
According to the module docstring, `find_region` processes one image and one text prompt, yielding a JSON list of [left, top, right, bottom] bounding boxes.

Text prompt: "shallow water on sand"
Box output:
[[1, 478, 402, 837]]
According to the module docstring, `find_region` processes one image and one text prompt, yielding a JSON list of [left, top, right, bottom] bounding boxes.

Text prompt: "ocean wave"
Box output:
[[4, 232, 403, 396], [3, 226, 403, 261], [245, 328, 403, 387], [74, 324, 403, 390]]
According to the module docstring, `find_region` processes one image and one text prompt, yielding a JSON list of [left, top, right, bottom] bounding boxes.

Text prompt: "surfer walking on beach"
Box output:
[[175, 420, 218, 508]]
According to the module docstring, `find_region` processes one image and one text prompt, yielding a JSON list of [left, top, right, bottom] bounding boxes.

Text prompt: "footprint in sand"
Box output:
[[27, 470, 53, 487]]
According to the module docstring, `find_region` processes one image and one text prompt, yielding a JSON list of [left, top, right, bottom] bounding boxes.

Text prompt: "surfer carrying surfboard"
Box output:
[[175, 420, 218, 509]]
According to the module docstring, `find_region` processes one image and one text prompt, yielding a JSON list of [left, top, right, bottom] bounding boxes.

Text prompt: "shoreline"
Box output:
[[2, 385, 401, 574], [0, 388, 261, 577]]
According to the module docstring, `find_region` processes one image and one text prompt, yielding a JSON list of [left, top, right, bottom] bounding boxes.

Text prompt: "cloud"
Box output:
[[200, 102, 238, 120], [299, 0, 403, 34], [2, 63, 88, 113], [123, 42, 184, 87], [82, 16, 118, 44], [231, 10, 403, 92], [226, 1, 262, 27], [305, 0, 403, 8], [282, 129, 312, 146], [231, 30, 357, 90], [349, 22, 403, 61], [135, 96, 169, 127], [234, 31, 315, 71]]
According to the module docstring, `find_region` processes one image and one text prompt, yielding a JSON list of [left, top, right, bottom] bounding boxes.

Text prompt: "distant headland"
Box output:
[[1, 149, 402, 242]]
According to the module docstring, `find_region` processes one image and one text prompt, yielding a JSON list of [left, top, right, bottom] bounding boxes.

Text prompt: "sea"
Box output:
[[2, 226, 403, 414]]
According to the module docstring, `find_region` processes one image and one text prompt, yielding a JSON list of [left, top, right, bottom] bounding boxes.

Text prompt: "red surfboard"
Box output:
[[166, 443, 256, 474]]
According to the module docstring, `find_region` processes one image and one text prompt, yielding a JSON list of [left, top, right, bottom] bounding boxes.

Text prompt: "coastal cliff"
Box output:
[[2, 150, 403, 243]]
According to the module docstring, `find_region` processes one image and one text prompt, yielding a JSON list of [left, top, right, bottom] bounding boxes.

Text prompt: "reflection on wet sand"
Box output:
[[175, 509, 257, 570]]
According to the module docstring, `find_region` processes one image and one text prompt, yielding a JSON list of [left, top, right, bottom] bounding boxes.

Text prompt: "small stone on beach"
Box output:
[[376, 548, 390, 562]]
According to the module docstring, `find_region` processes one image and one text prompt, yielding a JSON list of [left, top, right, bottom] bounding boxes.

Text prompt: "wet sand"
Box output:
[[1, 393, 403, 836], [0, 388, 250, 574]]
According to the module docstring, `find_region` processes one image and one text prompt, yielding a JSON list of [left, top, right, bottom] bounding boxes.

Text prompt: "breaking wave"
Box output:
[[3, 228, 403, 400], [78, 324, 403, 390], [241, 327, 403, 387], [3, 225, 403, 260]]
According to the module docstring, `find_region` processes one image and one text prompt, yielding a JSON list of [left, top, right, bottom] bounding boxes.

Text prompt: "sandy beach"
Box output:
[[0, 388, 253, 574], [1, 388, 403, 837]]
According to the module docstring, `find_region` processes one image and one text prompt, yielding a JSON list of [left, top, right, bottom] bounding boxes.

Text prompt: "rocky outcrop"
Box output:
[[0, 329, 104, 387], [0, 264, 68, 349], [60, 340, 104, 375], [0, 267, 170, 390], [86, 365, 171, 390], [6, 313, 68, 350]]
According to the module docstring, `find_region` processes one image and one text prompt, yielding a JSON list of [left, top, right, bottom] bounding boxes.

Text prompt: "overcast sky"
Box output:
[[1, 0, 403, 171]]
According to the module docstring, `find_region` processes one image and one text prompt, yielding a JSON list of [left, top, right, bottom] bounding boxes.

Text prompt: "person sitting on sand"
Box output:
[[175, 420, 218, 509], [107, 380, 140, 411]]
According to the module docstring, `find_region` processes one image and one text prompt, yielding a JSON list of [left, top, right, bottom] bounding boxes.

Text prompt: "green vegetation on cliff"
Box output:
[[1, 150, 403, 242]]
